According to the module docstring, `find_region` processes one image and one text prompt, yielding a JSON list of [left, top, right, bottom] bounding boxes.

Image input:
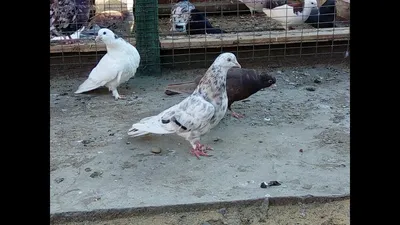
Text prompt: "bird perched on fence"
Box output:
[[261, 0, 318, 30], [50, 0, 91, 43], [186, 9, 225, 35], [305, 0, 336, 28], [170, 0, 196, 32], [128, 53, 241, 159], [164, 68, 276, 119], [74, 28, 141, 100], [238, 0, 269, 17]]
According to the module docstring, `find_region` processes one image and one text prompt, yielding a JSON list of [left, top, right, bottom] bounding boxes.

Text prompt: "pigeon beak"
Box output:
[[95, 36, 101, 42], [272, 84, 277, 88], [235, 62, 241, 68]]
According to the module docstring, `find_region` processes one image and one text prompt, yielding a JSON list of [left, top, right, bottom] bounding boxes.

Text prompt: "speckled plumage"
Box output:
[[164, 68, 276, 118], [170, 0, 196, 32], [128, 53, 241, 159]]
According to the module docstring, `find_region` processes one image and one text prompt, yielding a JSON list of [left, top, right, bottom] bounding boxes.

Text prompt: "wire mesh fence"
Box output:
[[50, 0, 350, 71]]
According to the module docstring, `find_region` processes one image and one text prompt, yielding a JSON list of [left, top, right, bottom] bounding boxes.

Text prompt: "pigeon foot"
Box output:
[[190, 142, 213, 159], [231, 111, 245, 119]]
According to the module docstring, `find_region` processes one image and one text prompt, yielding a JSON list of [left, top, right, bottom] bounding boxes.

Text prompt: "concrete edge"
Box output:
[[50, 194, 350, 223]]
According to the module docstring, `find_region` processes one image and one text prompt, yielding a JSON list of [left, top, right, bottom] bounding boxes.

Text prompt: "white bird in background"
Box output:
[[238, 0, 269, 17], [261, 0, 318, 30], [74, 28, 140, 100], [128, 53, 241, 159]]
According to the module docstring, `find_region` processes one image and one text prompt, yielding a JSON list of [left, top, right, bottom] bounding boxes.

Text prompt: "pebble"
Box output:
[[151, 147, 162, 154], [90, 171, 103, 178], [201, 222, 211, 225], [314, 79, 322, 84], [82, 139, 93, 145], [302, 184, 313, 189], [54, 178, 64, 183], [84, 168, 92, 172], [218, 208, 227, 216], [306, 87, 316, 91], [213, 137, 222, 142]]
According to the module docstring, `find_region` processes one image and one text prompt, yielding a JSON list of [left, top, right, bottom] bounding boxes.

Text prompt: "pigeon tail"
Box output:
[[164, 81, 197, 95], [75, 78, 103, 94], [128, 116, 175, 137]]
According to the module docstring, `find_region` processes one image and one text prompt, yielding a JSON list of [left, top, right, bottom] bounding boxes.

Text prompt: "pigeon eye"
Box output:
[[103, 31, 107, 35], [227, 58, 231, 62], [269, 80, 273, 83]]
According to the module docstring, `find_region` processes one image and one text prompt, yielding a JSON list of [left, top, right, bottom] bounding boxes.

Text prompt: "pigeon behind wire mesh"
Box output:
[[164, 68, 276, 119], [261, 0, 318, 30], [186, 9, 225, 35], [74, 28, 140, 100], [128, 53, 241, 159], [305, 0, 337, 28], [238, 0, 269, 17], [50, 0, 91, 42], [170, 0, 196, 32]]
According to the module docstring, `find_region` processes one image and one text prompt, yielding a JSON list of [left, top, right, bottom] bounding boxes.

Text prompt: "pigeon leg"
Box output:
[[250, 10, 255, 18], [190, 142, 213, 159], [231, 110, 245, 119], [112, 89, 126, 100]]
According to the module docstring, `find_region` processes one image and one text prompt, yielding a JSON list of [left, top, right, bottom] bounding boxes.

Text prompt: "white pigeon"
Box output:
[[74, 28, 140, 100], [261, 0, 318, 30], [238, 0, 269, 17], [128, 53, 241, 159]]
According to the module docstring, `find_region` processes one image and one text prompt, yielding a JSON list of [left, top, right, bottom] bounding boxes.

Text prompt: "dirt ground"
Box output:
[[54, 198, 350, 225], [50, 61, 349, 217]]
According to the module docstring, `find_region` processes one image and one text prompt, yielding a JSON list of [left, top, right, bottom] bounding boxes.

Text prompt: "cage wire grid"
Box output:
[[49, 0, 350, 71]]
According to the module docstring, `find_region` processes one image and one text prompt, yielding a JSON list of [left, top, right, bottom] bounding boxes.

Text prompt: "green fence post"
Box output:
[[134, 0, 162, 76]]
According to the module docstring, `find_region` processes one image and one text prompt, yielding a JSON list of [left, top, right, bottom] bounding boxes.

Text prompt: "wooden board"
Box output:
[[50, 27, 349, 54]]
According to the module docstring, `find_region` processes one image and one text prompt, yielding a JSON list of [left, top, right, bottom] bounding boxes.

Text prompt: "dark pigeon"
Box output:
[[165, 68, 276, 119], [186, 9, 225, 35], [305, 0, 337, 28]]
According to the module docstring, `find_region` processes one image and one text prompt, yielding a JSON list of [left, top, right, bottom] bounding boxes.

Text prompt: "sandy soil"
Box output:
[[54, 199, 350, 225]]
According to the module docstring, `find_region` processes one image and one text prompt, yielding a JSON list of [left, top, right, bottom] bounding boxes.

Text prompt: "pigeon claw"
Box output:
[[115, 95, 126, 100], [190, 142, 213, 159], [231, 111, 245, 119]]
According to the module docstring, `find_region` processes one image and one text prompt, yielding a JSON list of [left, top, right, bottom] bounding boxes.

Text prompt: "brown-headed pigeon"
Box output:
[[164, 68, 276, 119]]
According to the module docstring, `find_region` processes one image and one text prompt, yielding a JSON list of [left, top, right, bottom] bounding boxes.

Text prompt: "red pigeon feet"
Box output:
[[231, 111, 245, 119], [190, 142, 213, 159]]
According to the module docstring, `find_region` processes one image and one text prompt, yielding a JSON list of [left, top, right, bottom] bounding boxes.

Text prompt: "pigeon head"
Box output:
[[260, 72, 277, 88], [95, 28, 118, 44], [213, 53, 241, 70], [306, 0, 318, 8]]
